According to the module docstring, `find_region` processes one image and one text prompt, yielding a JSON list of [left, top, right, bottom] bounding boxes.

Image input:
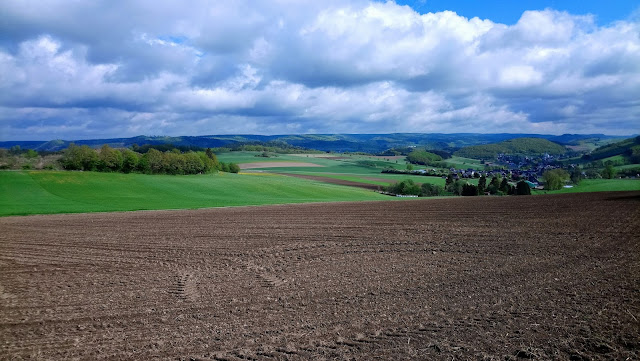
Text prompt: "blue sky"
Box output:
[[1, 0, 639, 141], [395, 0, 638, 25]]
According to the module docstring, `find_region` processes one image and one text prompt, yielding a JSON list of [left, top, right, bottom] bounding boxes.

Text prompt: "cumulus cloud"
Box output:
[[0, 0, 638, 140]]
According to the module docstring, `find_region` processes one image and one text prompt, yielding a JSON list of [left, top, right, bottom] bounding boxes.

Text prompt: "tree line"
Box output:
[[384, 175, 531, 197], [60, 144, 240, 174]]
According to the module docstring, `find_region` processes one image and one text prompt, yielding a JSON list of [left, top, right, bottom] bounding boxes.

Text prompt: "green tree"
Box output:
[[9, 145, 21, 155], [487, 176, 501, 194], [461, 183, 478, 196], [183, 152, 205, 174], [515, 180, 531, 195], [25, 149, 39, 159], [445, 174, 454, 188], [477, 175, 487, 195], [120, 149, 140, 173], [199, 152, 215, 173], [601, 164, 618, 179], [420, 183, 443, 197], [164, 151, 186, 175], [542, 169, 569, 190], [570, 167, 582, 185], [585, 169, 601, 179], [447, 180, 465, 196], [406, 163, 414, 171], [228, 162, 241, 173], [98, 145, 123, 172], [387, 179, 421, 195], [143, 148, 165, 174], [60, 144, 99, 171], [630, 145, 640, 163], [499, 178, 509, 193]]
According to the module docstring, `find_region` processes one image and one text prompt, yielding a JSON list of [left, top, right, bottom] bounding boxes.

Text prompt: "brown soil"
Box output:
[[279, 173, 382, 190], [239, 162, 325, 169], [1, 192, 638, 360]]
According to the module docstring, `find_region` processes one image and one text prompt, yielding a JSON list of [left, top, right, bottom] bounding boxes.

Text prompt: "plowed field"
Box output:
[[1, 192, 639, 360]]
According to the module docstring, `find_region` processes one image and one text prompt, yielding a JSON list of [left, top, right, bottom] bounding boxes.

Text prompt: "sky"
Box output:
[[0, 1, 639, 141]]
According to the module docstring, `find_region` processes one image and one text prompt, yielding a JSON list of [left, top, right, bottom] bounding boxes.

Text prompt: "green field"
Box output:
[[0, 171, 386, 216], [219, 152, 408, 174], [444, 156, 484, 169], [218, 151, 488, 174], [216, 152, 326, 165], [532, 179, 640, 194], [286, 172, 451, 187], [4, 150, 638, 217]]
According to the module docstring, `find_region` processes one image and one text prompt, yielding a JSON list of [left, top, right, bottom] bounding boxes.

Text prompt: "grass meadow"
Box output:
[[3, 151, 638, 216], [532, 178, 640, 194], [0, 171, 386, 216]]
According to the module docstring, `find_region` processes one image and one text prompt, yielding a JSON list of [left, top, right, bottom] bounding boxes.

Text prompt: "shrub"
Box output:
[[461, 183, 478, 196], [420, 183, 443, 197], [542, 169, 569, 190], [601, 164, 617, 179], [515, 181, 531, 195], [98, 145, 123, 172], [120, 149, 140, 173], [228, 163, 241, 173], [183, 152, 205, 174], [447, 180, 465, 196], [60, 144, 99, 171], [386, 179, 421, 195]]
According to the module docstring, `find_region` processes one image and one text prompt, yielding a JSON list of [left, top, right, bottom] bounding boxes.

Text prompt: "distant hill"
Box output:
[[0, 133, 627, 154], [454, 138, 568, 159], [584, 136, 640, 161]]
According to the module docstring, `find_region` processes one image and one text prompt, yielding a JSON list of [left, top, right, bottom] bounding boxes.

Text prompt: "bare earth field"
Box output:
[[1, 192, 638, 360]]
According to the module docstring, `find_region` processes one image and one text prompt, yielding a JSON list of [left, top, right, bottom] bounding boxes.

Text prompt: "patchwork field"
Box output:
[[1, 192, 638, 360]]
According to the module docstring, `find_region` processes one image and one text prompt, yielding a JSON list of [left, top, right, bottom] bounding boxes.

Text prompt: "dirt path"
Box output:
[[1, 192, 638, 360]]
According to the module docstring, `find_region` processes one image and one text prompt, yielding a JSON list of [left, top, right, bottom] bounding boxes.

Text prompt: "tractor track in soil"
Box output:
[[0, 191, 638, 360]]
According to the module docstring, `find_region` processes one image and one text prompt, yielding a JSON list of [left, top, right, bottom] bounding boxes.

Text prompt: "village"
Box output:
[[383, 152, 569, 189]]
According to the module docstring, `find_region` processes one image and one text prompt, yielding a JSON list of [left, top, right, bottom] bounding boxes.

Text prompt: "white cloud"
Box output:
[[0, 1, 638, 140]]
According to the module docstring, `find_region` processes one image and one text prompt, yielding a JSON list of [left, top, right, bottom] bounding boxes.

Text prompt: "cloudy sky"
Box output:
[[1, 0, 639, 141]]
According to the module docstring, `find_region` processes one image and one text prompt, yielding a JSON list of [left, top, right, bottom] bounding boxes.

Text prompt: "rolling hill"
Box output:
[[453, 137, 568, 159], [0, 133, 627, 154], [583, 136, 640, 161]]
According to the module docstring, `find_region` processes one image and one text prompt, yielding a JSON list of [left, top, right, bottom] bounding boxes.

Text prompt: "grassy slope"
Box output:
[[219, 152, 484, 186], [587, 136, 639, 160], [216, 152, 327, 165], [0, 171, 386, 216], [444, 156, 484, 169], [533, 179, 640, 194], [454, 137, 567, 158], [289, 173, 451, 187], [220, 151, 408, 174]]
